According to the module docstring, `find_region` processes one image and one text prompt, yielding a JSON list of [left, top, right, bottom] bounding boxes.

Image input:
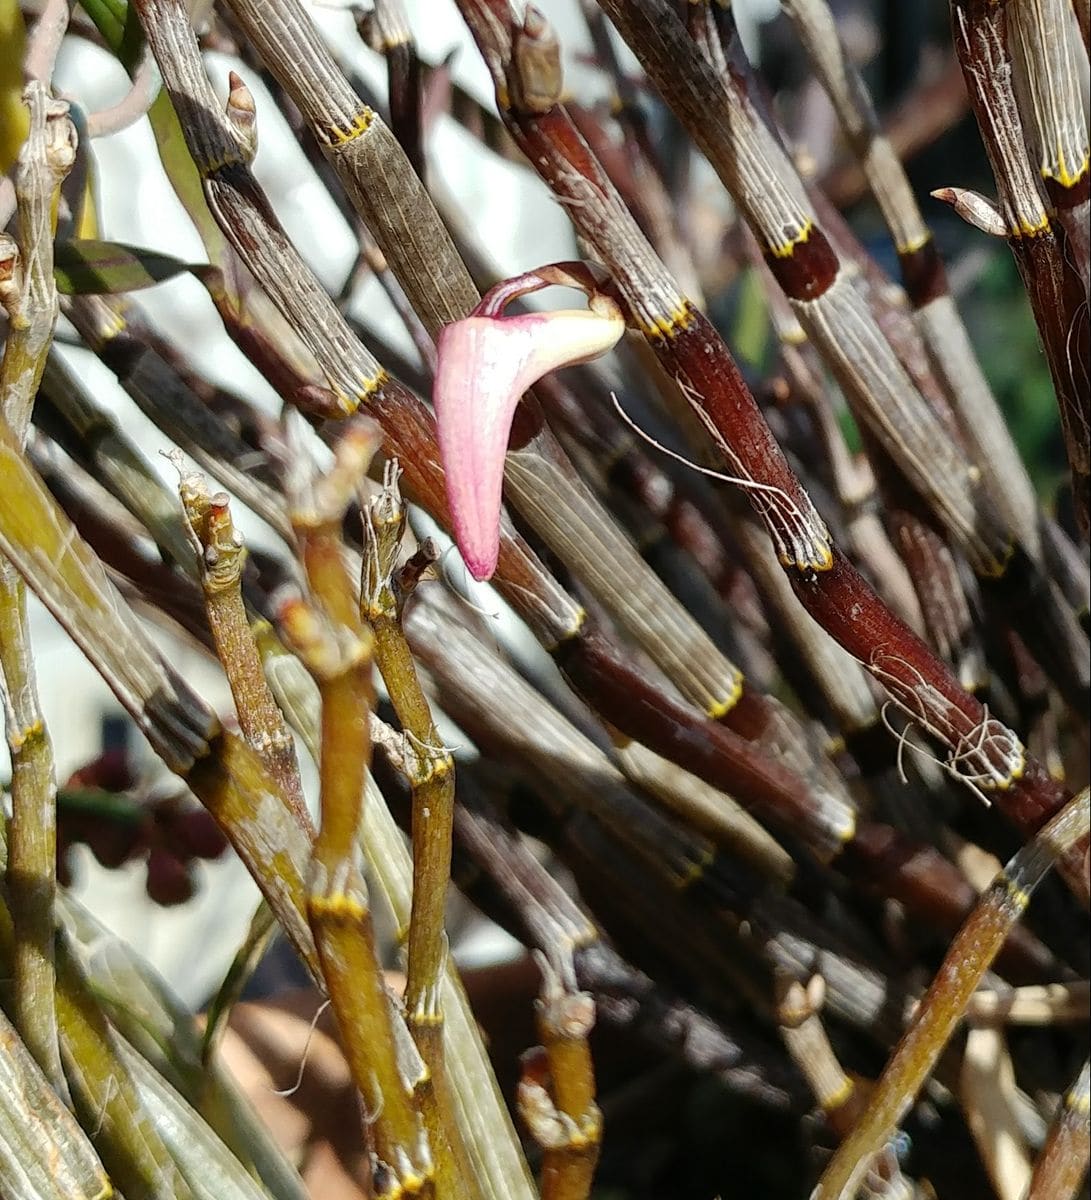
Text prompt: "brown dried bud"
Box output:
[[774, 973, 826, 1027], [931, 186, 1007, 238], [20, 87, 77, 183], [202, 492, 246, 590], [145, 846, 196, 906], [397, 537, 439, 598], [226, 70, 258, 163], [171, 809, 230, 861], [509, 7, 563, 115], [43, 96, 78, 179], [363, 459, 408, 594]]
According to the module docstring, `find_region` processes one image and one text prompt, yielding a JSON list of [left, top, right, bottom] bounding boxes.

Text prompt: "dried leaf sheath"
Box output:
[[131, 0, 574, 643], [126, 13, 487, 613], [951, 0, 1091, 533], [408, 577, 1052, 984], [777, 0, 1042, 560]]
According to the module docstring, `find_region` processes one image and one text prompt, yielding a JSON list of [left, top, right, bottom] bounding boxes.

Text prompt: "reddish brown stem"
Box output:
[[454, 0, 1085, 906]]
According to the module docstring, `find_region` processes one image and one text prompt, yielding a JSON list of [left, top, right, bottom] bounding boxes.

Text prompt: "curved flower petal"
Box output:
[[433, 305, 623, 581]]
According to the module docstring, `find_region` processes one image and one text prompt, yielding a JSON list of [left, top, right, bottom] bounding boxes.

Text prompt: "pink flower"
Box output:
[[433, 263, 624, 581]]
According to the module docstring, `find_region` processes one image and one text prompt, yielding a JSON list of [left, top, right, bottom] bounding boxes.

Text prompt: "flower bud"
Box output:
[[433, 266, 624, 580]]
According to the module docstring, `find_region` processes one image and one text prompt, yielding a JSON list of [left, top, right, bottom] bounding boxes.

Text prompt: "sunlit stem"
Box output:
[[176, 467, 306, 824], [813, 787, 1090, 1200], [1026, 1058, 1091, 1200], [0, 82, 75, 1096], [518, 956, 602, 1200], [361, 460, 473, 1197], [287, 424, 434, 1197]]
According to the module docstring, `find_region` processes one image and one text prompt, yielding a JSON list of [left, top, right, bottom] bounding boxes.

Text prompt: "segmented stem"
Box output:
[[0, 82, 75, 1095], [360, 464, 472, 1199], [812, 787, 1090, 1200], [286, 422, 434, 1197], [177, 471, 306, 823], [518, 960, 601, 1200]]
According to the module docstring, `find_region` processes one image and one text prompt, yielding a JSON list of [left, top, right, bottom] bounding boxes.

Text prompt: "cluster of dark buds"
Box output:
[[57, 749, 229, 905]]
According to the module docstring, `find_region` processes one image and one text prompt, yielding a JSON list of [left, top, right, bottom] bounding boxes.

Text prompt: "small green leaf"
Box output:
[[76, 0, 126, 55], [731, 267, 771, 368], [79, 0, 144, 71], [54, 239, 197, 295]]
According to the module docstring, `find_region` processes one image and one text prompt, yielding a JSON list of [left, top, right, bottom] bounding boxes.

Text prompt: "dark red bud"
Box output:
[[86, 820, 143, 869], [173, 810, 229, 861], [145, 848, 195, 907]]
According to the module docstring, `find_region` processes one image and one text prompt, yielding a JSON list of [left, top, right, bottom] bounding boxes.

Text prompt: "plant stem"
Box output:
[[813, 787, 1090, 1200], [1026, 1058, 1091, 1200], [219, 0, 759, 721], [609, 0, 1089, 710], [39, 351, 197, 569], [432, 770, 802, 1107], [176, 469, 306, 822], [519, 961, 601, 1200], [359, 465, 473, 1198], [64, 294, 294, 544], [618, 1, 1091, 712], [286, 424, 435, 1198], [456, 0, 1087, 907], [364, 1, 425, 181], [258, 634, 537, 1200], [409, 583, 1053, 979], [0, 81, 74, 1096], [0, 885, 193, 1199], [607, 0, 1012, 577], [951, 0, 1090, 534], [0, 402, 321, 973], [139, 0, 877, 880], [1009, 0, 1090, 298], [778, 0, 1042, 560], [774, 975, 862, 1140]]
